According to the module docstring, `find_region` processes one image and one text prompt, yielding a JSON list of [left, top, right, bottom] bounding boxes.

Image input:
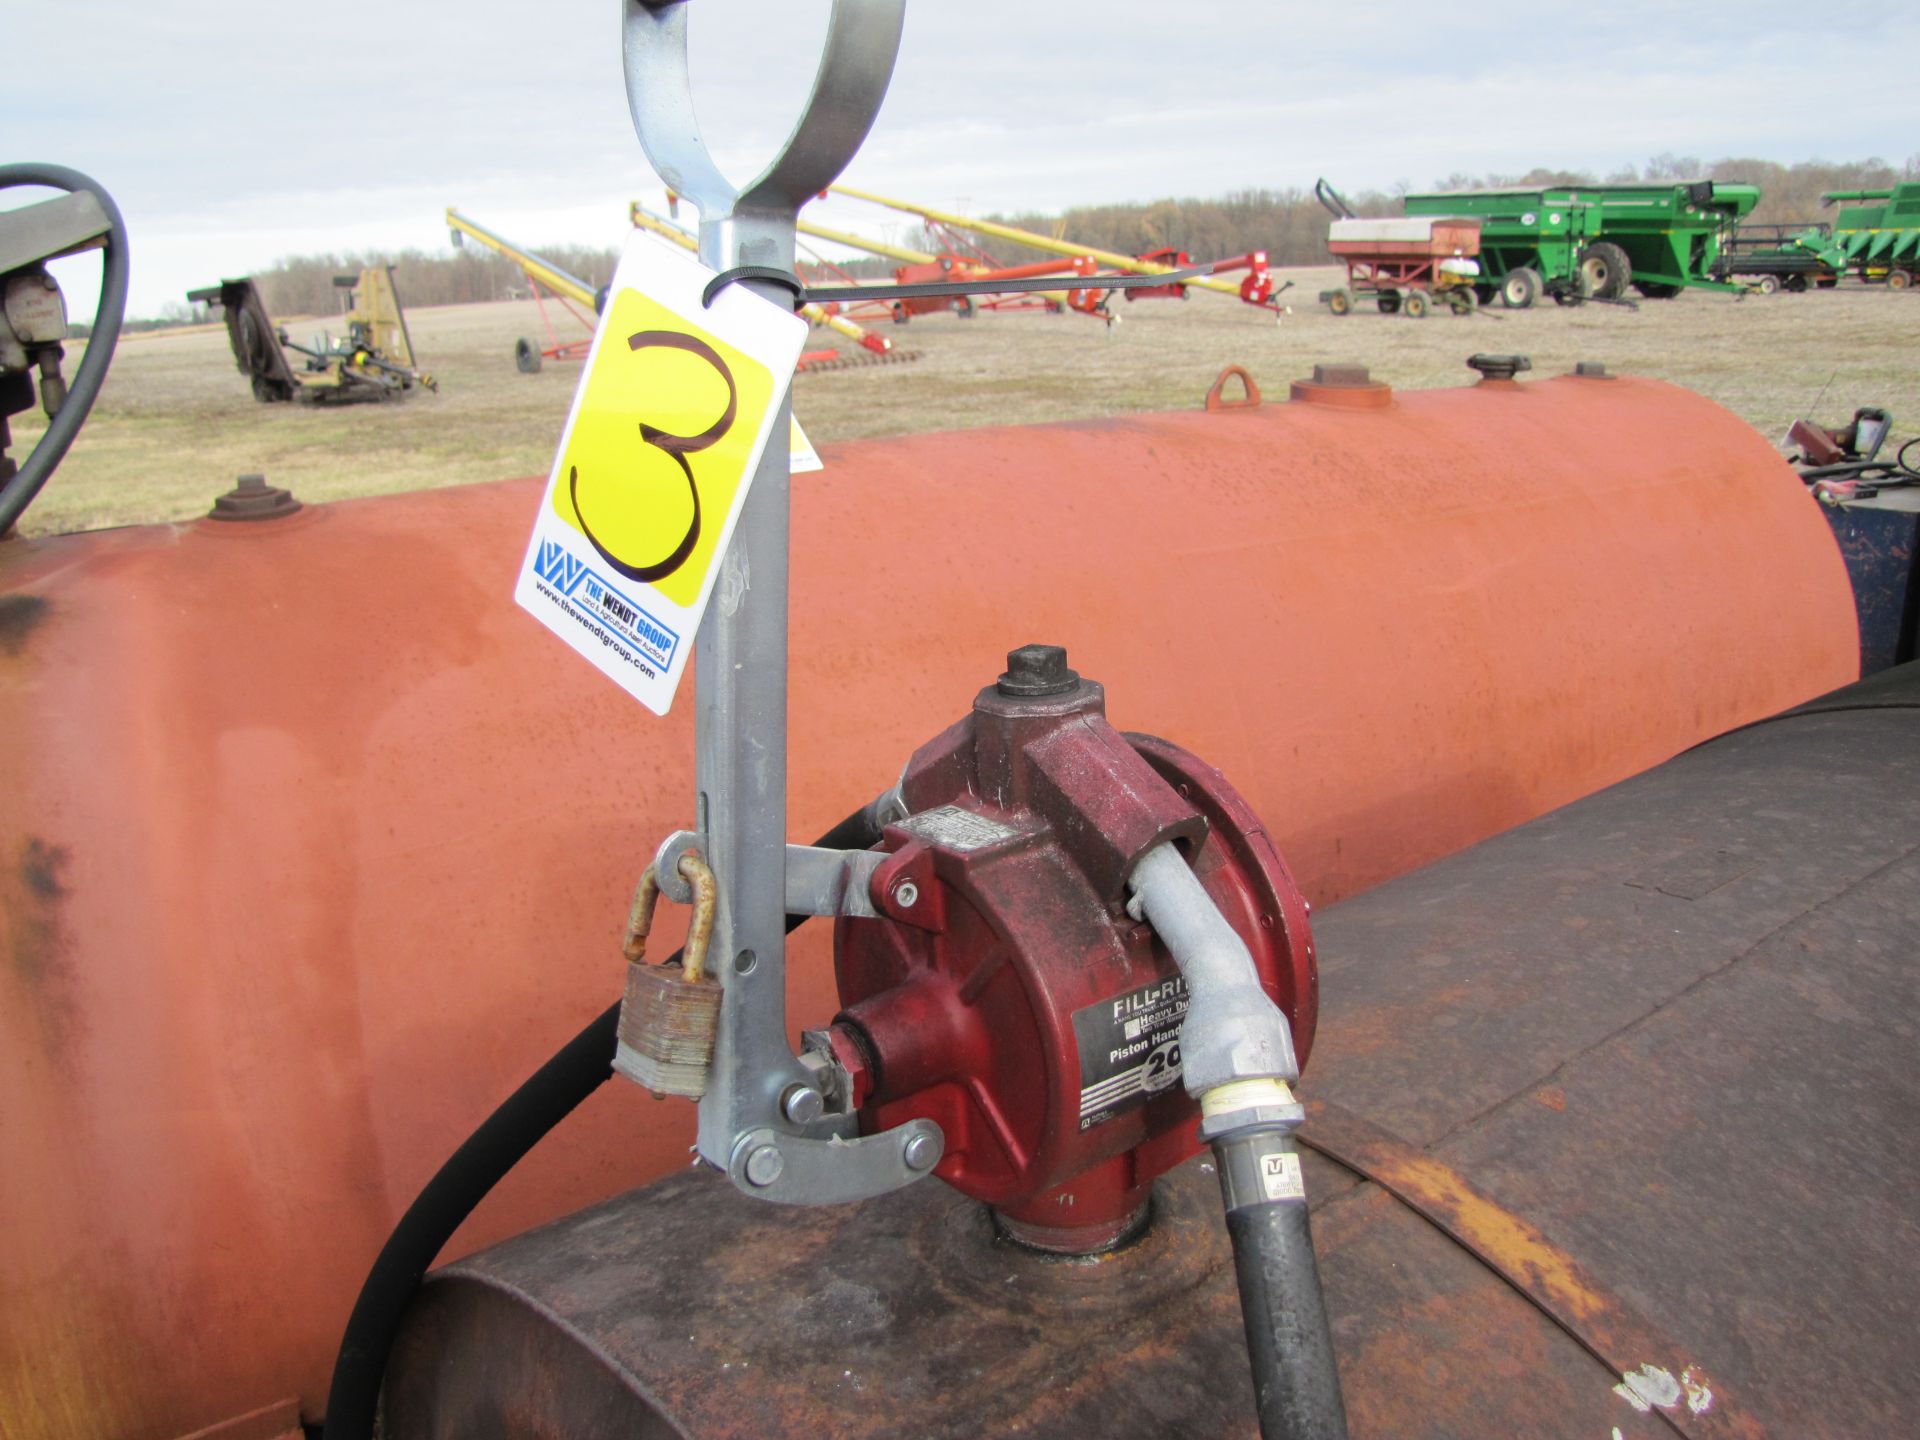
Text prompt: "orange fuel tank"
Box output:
[[0, 365, 1856, 1439]]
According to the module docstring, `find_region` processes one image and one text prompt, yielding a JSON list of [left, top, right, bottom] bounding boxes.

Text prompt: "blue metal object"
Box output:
[[1823, 493, 1920, 675]]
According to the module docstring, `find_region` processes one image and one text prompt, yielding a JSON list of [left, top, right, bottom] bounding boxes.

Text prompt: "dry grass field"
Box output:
[[13, 264, 1917, 538]]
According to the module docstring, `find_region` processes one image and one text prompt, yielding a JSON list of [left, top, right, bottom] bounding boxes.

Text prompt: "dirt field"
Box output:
[[13, 265, 1917, 537]]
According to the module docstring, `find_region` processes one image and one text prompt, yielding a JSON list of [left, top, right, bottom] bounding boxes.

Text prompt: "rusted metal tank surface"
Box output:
[[0, 368, 1858, 1438], [383, 663, 1920, 1440]]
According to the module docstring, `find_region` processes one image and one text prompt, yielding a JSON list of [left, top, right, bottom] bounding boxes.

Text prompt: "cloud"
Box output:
[[7, 0, 1914, 316]]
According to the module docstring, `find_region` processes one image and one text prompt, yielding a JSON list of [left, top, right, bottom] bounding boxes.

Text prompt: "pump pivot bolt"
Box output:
[[903, 1132, 942, 1172], [997, 643, 1079, 697], [892, 879, 919, 908], [781, 1084, 825, 1125], [743, 1144, 785, 1187]]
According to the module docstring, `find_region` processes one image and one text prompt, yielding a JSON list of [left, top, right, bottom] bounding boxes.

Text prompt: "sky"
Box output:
[[9, 0, 1918, 319]]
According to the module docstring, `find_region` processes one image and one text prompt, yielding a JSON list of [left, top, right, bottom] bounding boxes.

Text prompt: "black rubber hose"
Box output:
[[0, 164, 130, 535], [1212, 1130, 1350, 1440], [323, 802, 887, 1439]]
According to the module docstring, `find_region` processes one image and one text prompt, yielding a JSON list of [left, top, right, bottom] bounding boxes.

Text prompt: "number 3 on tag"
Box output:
[[514, 232, 807, 714]]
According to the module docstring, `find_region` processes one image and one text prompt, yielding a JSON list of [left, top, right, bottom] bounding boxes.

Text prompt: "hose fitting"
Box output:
[[1126, 840, 1348, 1440], [1126, 842, 1300, 1099]]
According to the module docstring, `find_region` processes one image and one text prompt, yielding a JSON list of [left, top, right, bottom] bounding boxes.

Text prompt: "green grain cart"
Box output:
[[1400, 181, 1760, 307], [1823, 184, 1920, 289]]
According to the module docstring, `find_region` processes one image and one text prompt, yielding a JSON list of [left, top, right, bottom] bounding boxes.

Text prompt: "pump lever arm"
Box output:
[[620, 0, 910, 1203]]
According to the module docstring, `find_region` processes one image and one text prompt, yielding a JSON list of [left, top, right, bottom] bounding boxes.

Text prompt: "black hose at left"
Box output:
[[323, 802, 886, 1439]]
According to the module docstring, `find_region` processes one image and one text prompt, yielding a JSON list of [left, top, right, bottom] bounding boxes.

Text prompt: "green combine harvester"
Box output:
[[1397, 180, 1759, 307]]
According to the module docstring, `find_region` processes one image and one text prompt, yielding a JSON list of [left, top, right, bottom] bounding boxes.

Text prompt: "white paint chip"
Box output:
[[1613, 1363, 1684, 1414], [1681, 1366, 1715, 1416]]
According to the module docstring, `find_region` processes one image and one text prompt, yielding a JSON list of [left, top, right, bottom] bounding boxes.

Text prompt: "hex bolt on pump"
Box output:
[[332, 7, 1345, 1437]]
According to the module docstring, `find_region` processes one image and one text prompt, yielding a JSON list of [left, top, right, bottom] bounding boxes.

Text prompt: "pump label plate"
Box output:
[[897, 805, 1021, 853], [1072, 974, 1188, 1131]]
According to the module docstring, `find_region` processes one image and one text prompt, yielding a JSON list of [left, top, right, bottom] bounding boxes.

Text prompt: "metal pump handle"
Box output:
[[621, 0, 934, 1205]]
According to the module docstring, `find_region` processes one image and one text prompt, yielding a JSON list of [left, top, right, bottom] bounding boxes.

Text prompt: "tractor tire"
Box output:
[[1501, 267, 1540, 309], [1785, 275, 1809, 293], [1755, 275, 1780, 295], [513, 337, 542, 374], [1631, 280, 1683, 299], [1889, 269, 1913, 291], [954, 297, 977, 318], [1377, 292, 1401, 314], [892, 304, 910, 325], [1403, 291, 1429, 319], [1579, 242, 1632, 300], [1327, 288, 1352, 316], [1447, 287, 1477, 315]]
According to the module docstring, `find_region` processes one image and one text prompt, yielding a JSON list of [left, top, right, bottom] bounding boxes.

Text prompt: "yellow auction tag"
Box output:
[[515, 232, 807, 714], [550, 288, 774, 610]]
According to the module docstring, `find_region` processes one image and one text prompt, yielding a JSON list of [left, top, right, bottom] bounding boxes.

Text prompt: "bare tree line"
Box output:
[[242, 242, 625, 319]]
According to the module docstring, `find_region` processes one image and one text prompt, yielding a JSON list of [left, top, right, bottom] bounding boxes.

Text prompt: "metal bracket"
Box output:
[[655, 831, 885, 918], [728, 1119, 944, 1206], [785, 844, 884, 919], [622, 0, 907, 1197]]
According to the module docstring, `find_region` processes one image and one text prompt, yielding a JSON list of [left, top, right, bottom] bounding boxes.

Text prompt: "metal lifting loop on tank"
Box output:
[[622, 0, 932, 1206]]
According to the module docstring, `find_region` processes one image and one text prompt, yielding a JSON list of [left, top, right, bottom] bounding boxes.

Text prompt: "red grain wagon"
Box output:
[[1322, 215, 1483, 317]]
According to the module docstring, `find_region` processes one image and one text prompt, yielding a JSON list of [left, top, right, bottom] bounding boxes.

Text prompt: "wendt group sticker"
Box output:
[[515, 230, 807, 714]]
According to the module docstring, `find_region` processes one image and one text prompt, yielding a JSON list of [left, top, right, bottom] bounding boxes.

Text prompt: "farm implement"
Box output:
[[1710, 186, 1920, 294], [653, 194, 1113, 322], [1316, 179, 1482, 317], [828, 183, 1290, 314], [1822, 184, 1920, 289], [188, 265, 436, 404], [1711, 222, 1845, 293], [794, 202, 1107, 321], [627, 204, 920, 369], [447, 210, 608, 370], [1394, 179, 1759, 306], [453, 207, 912, 374]]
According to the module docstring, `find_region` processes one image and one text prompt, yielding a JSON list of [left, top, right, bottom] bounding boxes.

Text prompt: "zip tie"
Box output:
[[701, 266, 807, 309]]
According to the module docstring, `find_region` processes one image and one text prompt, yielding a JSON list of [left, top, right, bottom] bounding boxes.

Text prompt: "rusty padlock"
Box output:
[[612, 849, 722, 1099]]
